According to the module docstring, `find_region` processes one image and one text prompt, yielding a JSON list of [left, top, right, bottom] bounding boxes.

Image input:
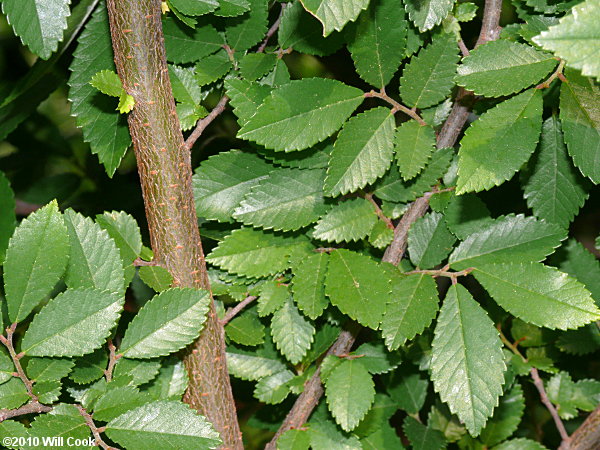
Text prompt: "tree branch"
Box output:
[[221, 296, 258, 326], [76, 405, 118, 450], [257, 2, 286, 53], [0, 401, 52, 423], [184, 95, 229, 151], [104, 339, 121, 382], [364, 89, 427, 125], [559, 405, 600, 450]]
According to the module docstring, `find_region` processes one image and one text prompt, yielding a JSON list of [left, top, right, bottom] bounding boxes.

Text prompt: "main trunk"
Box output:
[[105, 1, 241, 447]]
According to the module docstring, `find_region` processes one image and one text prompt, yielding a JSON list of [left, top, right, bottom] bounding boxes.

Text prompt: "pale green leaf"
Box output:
[[523, 117, 589, 227], [93, 386, 152, 422], [313, 198, 377, 243], [404, 0, 455, 31], [215, 0, 251, 16], [193, 150, 272, 223], [117, 90, 135, 114], [291, 253, 329, 319], [26, 358, 74, 382], [120, 288, 211, 358], [90, 69, 123, 97], [272, 299, 315, 363], [67, 4, 131, 176], [195, 49, 233, 85], [325, 249, 390, 329], [226, 311, 265, 346], [1, 0, 70, 59], [177, 103, 207, 131], [234, 168, 329, 231], [324, 107, 395, 196], [308, 417, 362, 449], [449, 214, 565, 270], [105, 401, 221, 449], [22, 288, 123, 357], [277, 429, 310, 450], [226, 351, 287, 381], [381, 272, 440, 350], [396, 121, 436, 180], [456, 89, 543, 194], [96, 210, 142, 270], [300, 0, 370, 36], [163, 17, 223, 64], [278, 1, 345, 56], [169, 65, 202, 105], [325, 359, 376, 431], [400, 33, 460, 108], [408, 211, 456, 269], [207, 228, 312, 278], [168, 0, 218, 15], [254, 370, 294, 404], [139, 266, 173, 292], [493, 438, 548, 449], [347, 0, 408, 87], [533, 0, 600, 79], [225, 0, 268, 52], [257, 280, 289, 316], [225, 78, 272, 126], [238, 78, 364, 152], [4, 201, 69, 323], [473, 262, 600, 330], [64, 209, 125, 297], [431, 284, 505, 435], [559, 68, 600, 183], [456, 40, 558, 97], [480, 383, 525, 446], [403, 416, 446, 450], [368, 220, 394, 249]]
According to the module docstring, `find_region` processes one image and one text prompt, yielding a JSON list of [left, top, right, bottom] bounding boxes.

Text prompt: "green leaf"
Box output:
[[105, 401, 221, 449], [120, 288, 211, 358], [479, 383, 525, 446], [292, 253, 330, 319], [354, 393, 398, 437], [523, 117, 589, 228], [403, 416, 446, 450], [0, 172, 16, 264], [313, 198, 377, 243], [238, 78, 364, 152], [443, 193, 494, 240], [388, 371, 428, 414], [381, 272, 440, 350], [69, 349, 108, 385], [193, 150, 272, 223], [93, 385, 152, 422], [375, 147, 454, 203], [25, 406, 90, 447], [493, 438, 548, 449], [448, 214, 565, 270], [177, 103, 207, 131], [473, 262, 600, 330], [163, 17, 223, 64], [277, 429, 311, 450], [324, 107, 395, 196], [533, 0, 600, 79], [26, 358, 74, 382], [308, 416, 362, 449], [139, 266, 173, 292], [254, 370, 294, 404], [226, 351, 287, 381], [427, 401, 467, 442], [325, 249, 390, 329], [145, 358, 188, 400], [300, 0, 370, 36], [64, 209, 125, 297], [361, 423, 404, 449], [431, 284, 505, 435], [113, 358, 161, 386], [257, 280, 288, 316], [408, 211, 456, 269], [168, 0, 218, 15], [207, 227, 311, 278], [278, 1, 345, 56], [560, 239, 600, 304], [0, 378, 28, 409], [271, 299, 315, 364], [215, 0, 251, 16], [195, 49, 233, 85], [456, 89, 543, 194], [325, 359, 376, 431], [225, 78, 272, 126], [404, 0, 455, 32], [169, 65, 203, 105], [369, 220, 394, 249], [557, 324, 600, 355], [226, 311, 265, 346], [67, 4, 131, 177], [353, 342, 401, 374], [400, 33, 460, 108], [1, 0, 70, 59], [559, 68, 600, 183], [225, 0, 268, 52], [455, 41, 558, 97], [4, 201, 69, 323], [234, 168, 329, 231], [22, 288, 123, 357], [90, 69, 123, 98], [96, 211, 143, 270], [347, 0, 408, 87], [240, 53, 278, 81], [396, 121, 436, 180], [117, 90, 135, 114], [0, 349, 13, 385]]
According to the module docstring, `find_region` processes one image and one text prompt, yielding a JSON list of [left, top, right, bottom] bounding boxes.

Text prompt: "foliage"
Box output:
[[0, 0, 599, 448]]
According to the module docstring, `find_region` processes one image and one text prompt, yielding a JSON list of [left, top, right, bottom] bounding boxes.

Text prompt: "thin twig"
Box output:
[[458, 38, 470, 57], [257, 3, 286, 53], [498, 328, 570, 444], [536, 59, 566, 89], [184, 95, 230, 151], [77, 405, 119, 450], [364, 193, 394, 230], [132, 257, 157, 266], [0, 401, 52, 422], [104, 339, 121, 382], [364, 89, 427, 126], [314, 247, 338, 253], [221, 296, 258, 326], [476, 0, 503, 47], [406, 266, 474, 282], [0, 324, 36, 400]]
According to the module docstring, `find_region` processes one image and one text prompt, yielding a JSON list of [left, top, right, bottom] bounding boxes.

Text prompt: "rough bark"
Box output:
[[104, 1, 241, 447]]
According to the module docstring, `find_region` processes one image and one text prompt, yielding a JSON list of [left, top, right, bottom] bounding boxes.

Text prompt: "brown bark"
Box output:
[[104, 1, 241, 447]]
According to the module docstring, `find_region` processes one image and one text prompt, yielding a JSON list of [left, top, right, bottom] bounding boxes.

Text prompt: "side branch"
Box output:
[[184, 95, 229, 151]]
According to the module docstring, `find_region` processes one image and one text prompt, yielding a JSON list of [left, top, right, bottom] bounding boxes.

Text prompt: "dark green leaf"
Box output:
[[225, 0, 268, 52], [408, 211, 456, 269], [163, 16, 223, 63]]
